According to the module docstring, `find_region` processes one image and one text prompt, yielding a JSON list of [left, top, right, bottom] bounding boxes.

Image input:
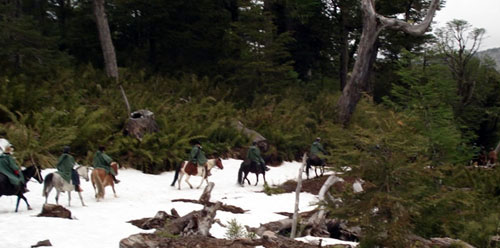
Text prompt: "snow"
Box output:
[[0, 158, 358, 247]]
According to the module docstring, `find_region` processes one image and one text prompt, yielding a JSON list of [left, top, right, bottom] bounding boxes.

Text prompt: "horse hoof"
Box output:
[[28, 207, 33, 210]]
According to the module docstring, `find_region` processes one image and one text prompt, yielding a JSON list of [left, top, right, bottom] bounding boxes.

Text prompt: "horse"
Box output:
[[171, 158, 223, 190], [91, 162, 119, 201], [42, 165, 91, 207], [0, 165, 43, 212], [237, 159, 267, 186], [305, 154, 326, 179]]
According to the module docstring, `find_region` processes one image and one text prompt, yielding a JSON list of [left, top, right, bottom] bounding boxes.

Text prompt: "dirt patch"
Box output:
[[278, 175, 331, 195]]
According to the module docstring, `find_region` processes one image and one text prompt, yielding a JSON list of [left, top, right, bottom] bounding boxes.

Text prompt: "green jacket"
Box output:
[[0, 154, 25, 186], [310, 141, 326, 156], [247, 145, 265, 164], [56, 153, 75, 183], [189, 145, 207, 165], [93, 150, 116, 176]]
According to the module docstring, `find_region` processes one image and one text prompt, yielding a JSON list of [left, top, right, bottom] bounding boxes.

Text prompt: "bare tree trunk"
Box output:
[[338, 0, 349, 91], [290, 153, 306, 239], [336, 0, 440, 126], [93, 0, 118, 80]]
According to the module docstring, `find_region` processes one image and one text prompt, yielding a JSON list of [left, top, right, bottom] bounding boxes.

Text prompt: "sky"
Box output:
[[0, 159, 358, 248], [433, 0, 500, 50]]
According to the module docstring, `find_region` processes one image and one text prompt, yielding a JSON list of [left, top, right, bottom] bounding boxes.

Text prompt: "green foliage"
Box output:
[[383, 50, 469, 165], [263, 183, 285, 196], [224, 218, 255, 239]]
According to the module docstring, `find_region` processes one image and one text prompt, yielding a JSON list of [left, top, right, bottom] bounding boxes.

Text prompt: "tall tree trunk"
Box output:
[[338, 1, 349, 91], [93, 0, 118, 80], [336, 0, 440, 126], [337, 6, 381, 126]]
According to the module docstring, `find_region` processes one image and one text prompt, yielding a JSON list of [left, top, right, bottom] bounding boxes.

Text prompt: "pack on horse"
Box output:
[[0, 165, 43, 212], [237, 159, 267, 186], [42, 165, 91, 206], [171, 158, 224, 190], [91, 162, 119, 201]]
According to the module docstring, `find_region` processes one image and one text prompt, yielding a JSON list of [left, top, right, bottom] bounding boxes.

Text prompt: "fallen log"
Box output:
[[171, 199, 247, 214]]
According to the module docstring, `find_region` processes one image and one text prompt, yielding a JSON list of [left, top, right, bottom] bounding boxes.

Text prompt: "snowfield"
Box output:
[[0, 158, 358, 248]]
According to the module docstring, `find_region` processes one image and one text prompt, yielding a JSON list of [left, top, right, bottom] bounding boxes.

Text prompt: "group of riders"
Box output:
[[0, 136, 329, 195], [0, 140, 120, 195], [188, 137, 327, 175]]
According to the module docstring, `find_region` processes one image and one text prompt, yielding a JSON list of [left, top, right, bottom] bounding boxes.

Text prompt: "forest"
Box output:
[[1, 0, 500, 247]]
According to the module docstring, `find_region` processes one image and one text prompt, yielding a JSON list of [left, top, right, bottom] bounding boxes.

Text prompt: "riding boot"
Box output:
[[75, 184, 83, 192], [112, 175, 120, 184]]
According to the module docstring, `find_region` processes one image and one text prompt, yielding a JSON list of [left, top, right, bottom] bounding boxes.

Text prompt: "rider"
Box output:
[[56, 146, 82, 192], [0, 144, 28, 193], [93, 146, 120, 184], [310, 137, 327, 166], [247, 141, 269, 172], [189, 140, 208, 178]]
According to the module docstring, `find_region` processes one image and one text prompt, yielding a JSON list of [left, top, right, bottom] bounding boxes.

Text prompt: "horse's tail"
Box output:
[[237, 163, 244, 185], [42, 173, 54, 197], [171, 163, 180, 186]]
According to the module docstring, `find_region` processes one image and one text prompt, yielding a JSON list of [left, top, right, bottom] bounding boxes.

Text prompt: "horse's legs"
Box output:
[[55, 191, 60, 205], [314, 167, 319, 178], [78, 191, 86, 206], [177, 173, 184, 190], [320, 165, 325, 176], [263, 173, 267, 185], [254, 173, 259, 186], [112, 183, 117, 198], [185, 175, 193, 189], [244, 172, 251, 185], [68, 191, 72, 207], [44, 185, 53, 204], [16, 195, 31, 212]]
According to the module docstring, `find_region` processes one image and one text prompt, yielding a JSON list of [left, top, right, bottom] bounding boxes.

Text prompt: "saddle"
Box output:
[[184, 161, 198, 175]]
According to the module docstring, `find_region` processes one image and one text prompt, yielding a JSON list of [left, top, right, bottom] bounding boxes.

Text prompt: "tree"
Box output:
[[336, 0, 440, 126], [93, 0, 118, 79], [435, 19, 485, 111]]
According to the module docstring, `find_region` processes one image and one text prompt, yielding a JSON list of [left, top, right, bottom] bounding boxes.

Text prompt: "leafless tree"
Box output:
[[336, 0, 441, 126], [435, 19, 485, 109]]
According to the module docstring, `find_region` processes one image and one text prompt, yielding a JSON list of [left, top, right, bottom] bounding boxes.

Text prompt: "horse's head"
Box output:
[[111, 162, 119, 175], [76, 164, 91, 182], [215, 158, 224, 170], [25, 165, 44, 184]]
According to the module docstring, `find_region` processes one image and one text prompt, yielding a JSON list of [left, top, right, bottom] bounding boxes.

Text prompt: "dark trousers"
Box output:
[[71, 169, 80, 186]]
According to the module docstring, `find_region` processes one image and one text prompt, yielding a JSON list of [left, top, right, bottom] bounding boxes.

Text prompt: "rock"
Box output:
[[31, 239, 52, 247], [37, 204, 72, 219]]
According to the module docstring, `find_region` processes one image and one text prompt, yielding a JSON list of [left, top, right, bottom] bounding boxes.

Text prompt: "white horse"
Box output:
[[42, 165, 91, 206], [170, 158, 223, 189]]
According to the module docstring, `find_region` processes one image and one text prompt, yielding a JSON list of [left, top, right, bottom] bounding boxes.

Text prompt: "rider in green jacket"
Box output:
[[0, 145, 27, 193], [93, 146, 120, 183], [189, 140, 208, 177], [246, 141, 269, 172], [56, 146, 82, 192], [310, 137, 327, 166]]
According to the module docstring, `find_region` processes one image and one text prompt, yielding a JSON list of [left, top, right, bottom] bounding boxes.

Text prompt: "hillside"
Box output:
[[477, 47, 500, 71]]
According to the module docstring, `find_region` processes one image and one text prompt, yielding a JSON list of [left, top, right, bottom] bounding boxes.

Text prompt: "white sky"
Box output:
[[433, 0, 500, 50]]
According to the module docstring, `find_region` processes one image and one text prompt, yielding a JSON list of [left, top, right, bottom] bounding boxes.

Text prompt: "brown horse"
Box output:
[[171, 158, 223, 189], [91, 162, 119, 201]]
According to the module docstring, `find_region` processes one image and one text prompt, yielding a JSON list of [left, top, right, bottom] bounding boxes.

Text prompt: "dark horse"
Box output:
[[0, 165, 44, 212], [237, 159, 267, 186], [305, 154, 326, 179]]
